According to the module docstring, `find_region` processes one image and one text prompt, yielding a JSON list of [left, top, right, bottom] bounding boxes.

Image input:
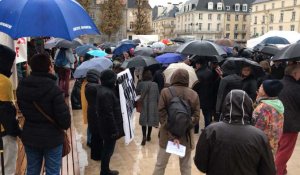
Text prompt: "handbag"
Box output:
[[33, 102, 71, 157], [136, 85, 151, 113]]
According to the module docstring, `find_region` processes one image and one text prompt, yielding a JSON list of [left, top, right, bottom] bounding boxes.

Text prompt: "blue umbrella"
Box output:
[[87, 50, 107, 57], [113, 41, 137, 56], [0, 0, 100, 40], [75, 45, 99, 57], [156, 53, 185, 64], [260, 36, 290, 45], [73, 58, 112, 78]]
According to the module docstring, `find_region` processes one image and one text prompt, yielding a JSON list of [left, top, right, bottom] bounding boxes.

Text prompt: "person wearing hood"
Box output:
[[275, 64, 300, 175], [0, 44, 21, 175], [253, 80, 284, 155], [241, 65, 258, 101], [153, 69, 200, 175], [194, 90, 276, 175], [96, 70, 124, 175], [85, 69, 102, 161], [215, 62, 243, 121], [17, 53, 71, 174]]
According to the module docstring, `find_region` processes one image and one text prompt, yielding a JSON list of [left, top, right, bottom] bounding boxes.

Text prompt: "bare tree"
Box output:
[[76, 0, 93, 12], [133, 0, 152, 35]]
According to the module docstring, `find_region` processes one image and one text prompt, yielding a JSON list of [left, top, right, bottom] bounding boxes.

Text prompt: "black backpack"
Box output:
[[167, 87, 193, 138]]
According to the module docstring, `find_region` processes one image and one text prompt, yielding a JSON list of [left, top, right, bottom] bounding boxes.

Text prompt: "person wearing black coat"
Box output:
[[85, 69, 102, 161], [275, 64, 300, 175], [17, 54, 71, 174], [271, 61, 286, 80], [97, 70, 124, 175], [194, 89, 276, 175], [241, 66, 258, 101]]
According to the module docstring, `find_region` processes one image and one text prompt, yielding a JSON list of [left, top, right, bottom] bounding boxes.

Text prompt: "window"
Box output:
[[254, 27, 257, 35], [242, 24, 246, 30], [234, 24, 238, 30], [261, 27, 264, 35], [235, 3, 240, 11], [255, 6, 258, 11], [208, 23, 211, 31], [217, 14, 221, 20], [226, 33, 230, 38], [199, 13, 203, 20], [227, 14, 230, 21], [226, 6, 230, 11], [281, 1, 284, 7], [226, 24, 230, 31], [217, 23, 221, 31], [294, 0, 297, 5], [272, 3, 275, 9], [217, 2, 223, 10], [234, 34, 238, 39], [270, 26, 273, 31], [254, 16, 257, 24], [292, 12, 296, 21], [270, 14, 274, 23], [235, 15, 239, 21], [263, 4, 266, 10], [262, 16, 265, 24], [242, 34, 246, 39], [280, 13, 284, 22], [199, 23, 202, 30], [243, 15, 247, 21], [130, 22, 134, 29], [208, 14, 212, 20], [89, 12, 95, 20], [242, 4, 248, 12], [208, 2, 214, 10], [279, 26, 283, 31], [291, 25, 295, 31]]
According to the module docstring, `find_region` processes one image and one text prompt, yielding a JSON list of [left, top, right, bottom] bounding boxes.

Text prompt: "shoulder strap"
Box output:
[[168, 87, 176, 98], [33, 102, 62, 131]]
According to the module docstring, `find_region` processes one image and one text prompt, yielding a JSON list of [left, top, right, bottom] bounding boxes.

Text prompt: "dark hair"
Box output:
[[30, 53, 51, 73], [105, 48, 112, 54], [142, 70, 152, 81], [84, 53, 93, 62]]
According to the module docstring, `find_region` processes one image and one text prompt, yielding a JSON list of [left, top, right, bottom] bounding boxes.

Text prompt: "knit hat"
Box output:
[[100, 70, 117, 88], [263, 80, 283, 97], [0, 44, 16, 77]]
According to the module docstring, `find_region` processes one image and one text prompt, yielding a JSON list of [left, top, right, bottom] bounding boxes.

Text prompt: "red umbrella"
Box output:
[[161, 39, 172, 45]]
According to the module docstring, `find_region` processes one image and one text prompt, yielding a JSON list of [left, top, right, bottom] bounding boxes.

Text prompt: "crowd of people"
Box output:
[[0, 39, 300, 175]]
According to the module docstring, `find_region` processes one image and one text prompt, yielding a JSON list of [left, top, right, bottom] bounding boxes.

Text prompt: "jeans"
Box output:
[[101, 139, 116, 174], [25, 144, 63, 175], [0, 136, 18, 175]]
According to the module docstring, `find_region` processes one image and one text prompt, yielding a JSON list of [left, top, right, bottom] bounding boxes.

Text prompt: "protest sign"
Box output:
[[14, 38, 27, 64], [117, 69, 136, 145]]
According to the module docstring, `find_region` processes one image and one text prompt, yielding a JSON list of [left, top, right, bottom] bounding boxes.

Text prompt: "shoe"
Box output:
[[100, 170, 119, 175], [141, 138, 146, 146], [146, 136, 151, 141]]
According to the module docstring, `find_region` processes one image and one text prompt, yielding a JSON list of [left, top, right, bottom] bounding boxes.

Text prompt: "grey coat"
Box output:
[[136, 81, 159, 127]]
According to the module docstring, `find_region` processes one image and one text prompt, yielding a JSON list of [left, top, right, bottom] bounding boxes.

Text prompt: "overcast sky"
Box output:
[[148, 0, 187, 7]]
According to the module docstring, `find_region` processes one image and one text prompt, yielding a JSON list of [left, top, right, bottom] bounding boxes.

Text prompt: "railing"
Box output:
[[175, 29, 223, 34]]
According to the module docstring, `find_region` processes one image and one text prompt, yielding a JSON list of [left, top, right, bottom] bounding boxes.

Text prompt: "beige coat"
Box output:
[[158, 69, 200, 150]]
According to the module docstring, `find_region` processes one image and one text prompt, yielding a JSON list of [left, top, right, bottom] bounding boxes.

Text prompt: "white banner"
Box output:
[[117, 69, 136, 145], [14, 38, 27, 64]]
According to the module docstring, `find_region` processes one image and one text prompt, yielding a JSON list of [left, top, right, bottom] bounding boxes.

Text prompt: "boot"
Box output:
[[100, 170, 119, 175], [141, 137, 146, 146]]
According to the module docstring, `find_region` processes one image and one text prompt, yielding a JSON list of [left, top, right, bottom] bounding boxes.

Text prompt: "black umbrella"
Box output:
[[134, 47, 154, 57], [121, 55, 158, 68], [272, 43, 300, 61], [190, 54, 224, 63], [133, 39, 141, 44], [177, 40, 227, 57], [163, 45, 180, 53], [222, 57, 265, 77], [171, 37, 193, 43], [253, 44, 280, 56]]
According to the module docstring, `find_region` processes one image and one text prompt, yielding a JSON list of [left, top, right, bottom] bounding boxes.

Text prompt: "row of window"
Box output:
[[177, 14, 247, 22], [179, 23, 246, 32], [253, 25, 296, 35], [255, 0, 297, 12], [207, 2, 248, 12], [253, 11, 296, 24]]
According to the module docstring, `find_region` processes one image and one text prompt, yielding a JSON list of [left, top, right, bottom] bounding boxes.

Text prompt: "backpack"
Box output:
[[166, 87, 193, 138], [55, 49, 68, 67]]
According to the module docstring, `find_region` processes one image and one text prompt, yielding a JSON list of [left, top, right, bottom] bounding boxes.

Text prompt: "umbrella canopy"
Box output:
[[100, 42, 117, 49], [44, 38, 82, 49], [177, 40, 227, 57], [253, 44, 280, 56], [0, 0, 99, 40], [87, 50, 107, 57], [163, 63, 198, 88], [113, 41, 137, 56], [190, 55, 224, 63], [161, 39, 172, 45], [152, 42, 166, 51], [156, 53, 185, 64], [75, 44, 99, 57], [133, 39, 141, 44], [272, 43, 300, 61], [73, 58, 112, 78], [121, 56, 158, 68], [163, 45, 180, 53], [134, 47, 154, 57], [222, 57, 265, 77], [171, 37, 193, 43], [260, 36, 290, 45], [215, 39, 235, 47]]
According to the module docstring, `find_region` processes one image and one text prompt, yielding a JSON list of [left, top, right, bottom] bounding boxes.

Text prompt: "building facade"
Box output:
[[250, 0, 300, 38]]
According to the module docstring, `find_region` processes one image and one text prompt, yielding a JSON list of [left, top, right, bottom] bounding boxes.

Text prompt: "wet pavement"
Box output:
[[72, 109, 300, 175]]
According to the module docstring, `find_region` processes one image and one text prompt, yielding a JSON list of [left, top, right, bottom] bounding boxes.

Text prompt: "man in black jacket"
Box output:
[[0, 44, 21, 174], [97, 70, 124, 175], [17, 53, 71, 174], [194, 89, 276, 175], [275, 64, 300, 175]]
